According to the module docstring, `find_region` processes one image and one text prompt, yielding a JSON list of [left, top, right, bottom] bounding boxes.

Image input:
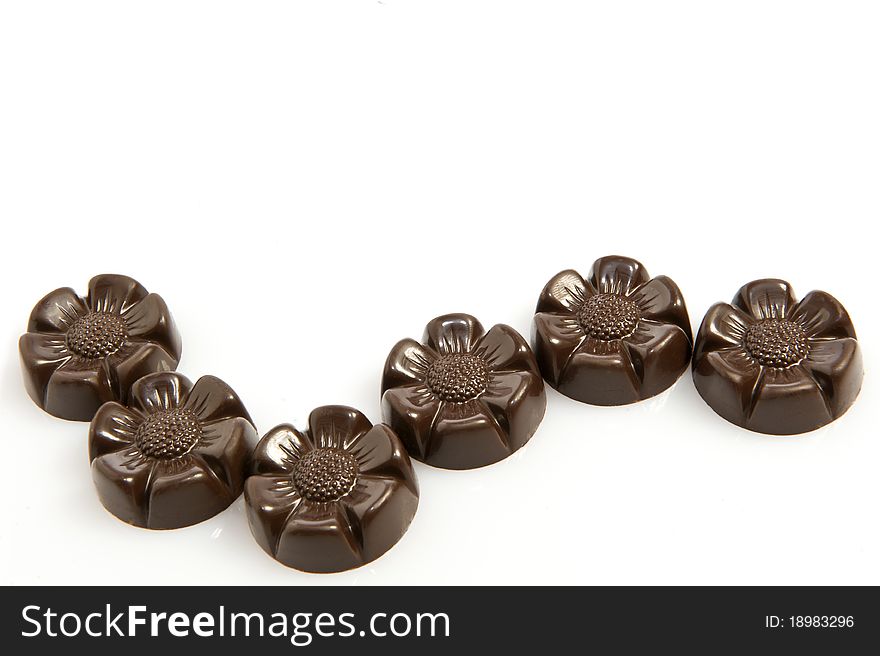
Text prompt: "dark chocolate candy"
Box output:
[[19, 274, 182, 421], [693, 279, 862, 435], [532, 256, 692, 405], [89, 371, 257, 529], [381, 313, 546, 470], [245, 406, 418, 573]]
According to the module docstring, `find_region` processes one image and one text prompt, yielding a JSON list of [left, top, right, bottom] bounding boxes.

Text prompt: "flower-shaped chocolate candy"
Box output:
[[693, 279, 862, 435], [20, 274, 182, 421], [532, 256, 692, 405], [89, 372, 257, 529], [381, 314, 546, 469], [245, 406, 418, 573]]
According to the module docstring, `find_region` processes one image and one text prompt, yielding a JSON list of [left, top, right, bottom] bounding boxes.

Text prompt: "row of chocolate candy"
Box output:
[[19, 260, 862, 572], [530, 256, 862, 435], [18, 275, 419, 572]]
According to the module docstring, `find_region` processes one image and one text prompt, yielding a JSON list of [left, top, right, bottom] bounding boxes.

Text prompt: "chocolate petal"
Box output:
[[44, 359, 115, 421], [623, 321, 692, 399], [147, 455, 236, 529], [122, 293, 182, 360], [628, 276, 692, 338], [251, 423, 314, 476], [423, 313, 485, 355], [19, 332, 71, 412], [380, 385, 442, 460], [112, 343, 178, 405], [475, 324, 540, 376], [556, 339, 641, 406], [244, 475, 303, 560], [692, 348, 763, 428], [275, 500, 364, 573], [531, 312, 586, 386], [91, 449, 155, 527], [694, 303, 753, 361], [194, 417, 258, 496], [427, 400, 510, 469], [131, 371, 193, 415], [308, 405, 373, 450], [535, 269, 593, 315], [801, 338, 863, 418], [183, 375, 252, 425], [588, 255, 651, 296], [747, 365, 832, 435], [480, 370, 546, 453], [348, 424, 418, 494], [341, 476, 418, 565], [790, 291, 858, 340], [381, 338, 438, 391], [731, 279, 798, 320], [27, 287, 88, 334], [89, 402, 142, 460], [86, 274, 149, 314]]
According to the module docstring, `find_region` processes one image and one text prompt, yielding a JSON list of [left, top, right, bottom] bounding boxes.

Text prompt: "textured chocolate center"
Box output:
[[134, 410, 202, 459], [744, 319, 810, 368], [577, 293, 641, 340], [293, 448, 359, 502], [425, 353, 490, 403], [66, 312, 128, 358]]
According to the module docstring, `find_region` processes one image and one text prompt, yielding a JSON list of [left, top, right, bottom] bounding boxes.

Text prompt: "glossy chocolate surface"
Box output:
[[89, 371, 257, 529], [245, 406, 418, 573], [381, 313, 546, 470], [532, 256, 692, 405], [20, 274, 182, 421], [693, 279, 862, 435]]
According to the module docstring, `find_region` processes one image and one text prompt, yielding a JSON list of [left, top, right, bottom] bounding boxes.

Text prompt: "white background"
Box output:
[[1, 1, 877, 586]]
